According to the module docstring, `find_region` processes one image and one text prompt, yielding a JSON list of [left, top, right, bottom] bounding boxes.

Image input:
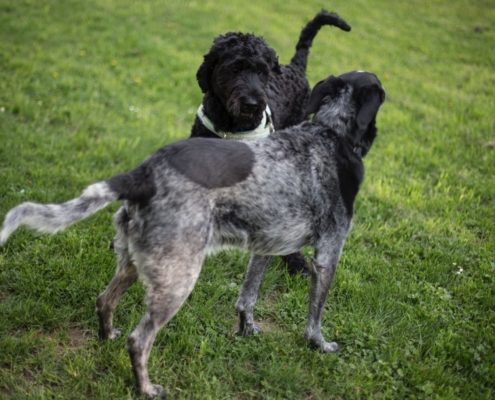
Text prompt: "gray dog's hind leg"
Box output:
[[96, 248, 137, 340], [236, 254, 271, 336], [305, 232, 348, 352], [127, 253, 204, 398], [96, 208, 137, 340], [128, 310, 167, 398]]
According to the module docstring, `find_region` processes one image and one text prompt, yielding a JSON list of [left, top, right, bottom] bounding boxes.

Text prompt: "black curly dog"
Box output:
[[190, 10, 351, 275]]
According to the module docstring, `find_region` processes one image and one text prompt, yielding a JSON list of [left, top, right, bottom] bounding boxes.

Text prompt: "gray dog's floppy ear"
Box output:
[[306, 79, 326, 115], [356, 84, 386, 133], [306, 76, 344, 115]]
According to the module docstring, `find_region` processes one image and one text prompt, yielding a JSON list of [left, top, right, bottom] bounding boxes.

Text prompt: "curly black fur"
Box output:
[[190, 10, 351, 137]]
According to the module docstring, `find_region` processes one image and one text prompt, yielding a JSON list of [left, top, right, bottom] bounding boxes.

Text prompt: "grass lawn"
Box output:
[[0, 0, 494, 398]]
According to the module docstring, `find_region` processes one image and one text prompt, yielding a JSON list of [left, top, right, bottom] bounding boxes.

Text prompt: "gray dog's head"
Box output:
[[307, 71, 385, 156]]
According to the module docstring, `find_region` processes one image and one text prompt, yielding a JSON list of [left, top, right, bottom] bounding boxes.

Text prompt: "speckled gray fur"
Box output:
[[0, 71, 385, 398]]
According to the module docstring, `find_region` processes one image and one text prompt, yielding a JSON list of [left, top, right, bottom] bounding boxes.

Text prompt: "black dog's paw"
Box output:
[[283, 252, 310, 276]]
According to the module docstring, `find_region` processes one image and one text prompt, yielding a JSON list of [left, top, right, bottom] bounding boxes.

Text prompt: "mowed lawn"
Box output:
[[0, 0, 494, 398]]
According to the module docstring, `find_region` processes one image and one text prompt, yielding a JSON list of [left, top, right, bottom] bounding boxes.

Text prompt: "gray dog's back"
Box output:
[[112, 129, 346, 260]]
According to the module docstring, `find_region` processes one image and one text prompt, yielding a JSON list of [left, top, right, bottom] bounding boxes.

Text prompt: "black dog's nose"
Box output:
[[241, 98, 260, 114]]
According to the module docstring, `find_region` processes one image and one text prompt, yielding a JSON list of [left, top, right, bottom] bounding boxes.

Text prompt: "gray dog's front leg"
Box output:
[[305, 233, 347, 352], [305, 261, 339, 352], [236, 254, 271, 336]]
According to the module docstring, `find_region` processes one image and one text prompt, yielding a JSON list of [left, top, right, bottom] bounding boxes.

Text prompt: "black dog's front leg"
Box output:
[[282, 252, 309, 275]]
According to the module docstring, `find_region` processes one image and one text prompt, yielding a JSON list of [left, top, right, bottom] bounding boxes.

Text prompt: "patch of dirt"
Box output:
[[63, 327, 93, 352], [256, 319, 280, 333], [232, 317, 281, 334], [34, 326, 93, 355], [0, 290, 12, 303]]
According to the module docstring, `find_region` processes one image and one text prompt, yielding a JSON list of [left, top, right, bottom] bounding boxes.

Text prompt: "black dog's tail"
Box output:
[[0, 165, 155, 245], [290, 10, 351, 71]]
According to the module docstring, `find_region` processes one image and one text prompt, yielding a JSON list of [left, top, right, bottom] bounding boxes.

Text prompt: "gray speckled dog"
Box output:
[[0, 71, 385, 398]]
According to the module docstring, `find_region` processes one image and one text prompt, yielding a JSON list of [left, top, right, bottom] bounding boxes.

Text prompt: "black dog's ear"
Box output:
[[196, 51, 218, 93], [356, 84, 386, 133], [272, 59, 282, 74], [306, 76, 344, 115], [263, 46, 281, 74]]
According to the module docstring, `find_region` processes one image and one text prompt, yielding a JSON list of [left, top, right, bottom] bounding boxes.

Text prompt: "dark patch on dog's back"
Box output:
[[107, 164, 156, 203], [163, 138, 255, 188], [335, 140, 364, 216]]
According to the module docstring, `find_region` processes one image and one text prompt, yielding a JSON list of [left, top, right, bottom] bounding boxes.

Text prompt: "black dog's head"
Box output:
[[197, 32, 281, 119], [307, 71, 385, 156]]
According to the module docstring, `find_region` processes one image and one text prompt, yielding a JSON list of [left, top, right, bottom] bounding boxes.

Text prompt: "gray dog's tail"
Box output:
[[290, 10, 351, 71], [0, 164, 155, 245]]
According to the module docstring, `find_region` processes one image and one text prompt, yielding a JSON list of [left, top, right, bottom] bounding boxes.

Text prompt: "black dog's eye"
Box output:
[[256, 62, 269, 75], [230, 61, 245, 74], [259, 73, 269, 84]]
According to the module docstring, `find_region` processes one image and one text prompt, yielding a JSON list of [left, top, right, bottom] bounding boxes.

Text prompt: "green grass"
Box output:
[[0, 0, 494, 398]]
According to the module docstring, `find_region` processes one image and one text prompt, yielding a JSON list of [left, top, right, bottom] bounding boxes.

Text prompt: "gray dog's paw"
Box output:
[[141, 383, 166, 399], [321, 341, 339, 353], [237, 323, 262, 337], [306, 333, 339, 353], [99, 328, 122, 341], [108, 328, 122, 340]]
